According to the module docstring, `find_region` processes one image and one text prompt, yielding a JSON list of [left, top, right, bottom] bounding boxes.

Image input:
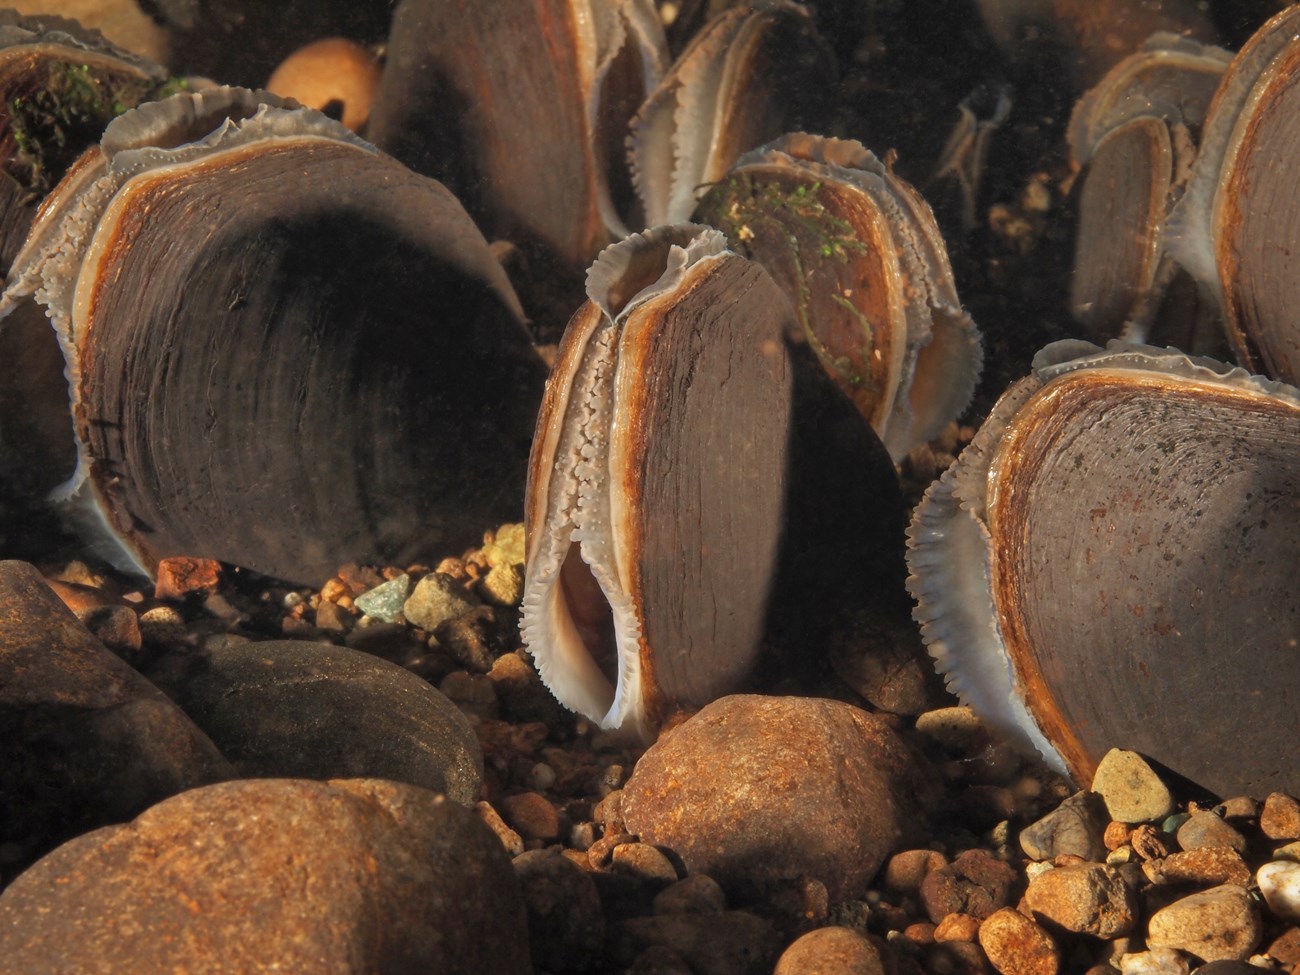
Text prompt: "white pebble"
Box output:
[[1257, 860, 1300, 921]]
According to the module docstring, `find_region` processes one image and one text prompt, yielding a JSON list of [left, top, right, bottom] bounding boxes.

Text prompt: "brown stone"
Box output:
[[1176, 812, 1247, 855], [475, 800, 525, 856], [1129, 824, 1170, 860], [1262, 793, 1300, 841], [774, 926, 887, 975], [924, 939, 995, 975], [154, 556, 222, 601], [1024, 863, 1138, 938], [79, 604, 143, 659], [977, 907, 1060, 975], [936, 913, 983, 942], [612, 842, 679, 886], [1146, 885, 1261, 963], [1019, 791, 1108, 862], [1104, 821, 1134, 851], [654, 875, 727, 915], [920, 849, 1018, 923], [501, 790, 561, 842], [1266, 926, 1300, 966], [1142, 848, 1251, 887], [885, 848, 949, 895], [0, 779, 530, 973], [0, 560, 231, 883], [621, 695, 927, 901], [514, 848, 604, 973]]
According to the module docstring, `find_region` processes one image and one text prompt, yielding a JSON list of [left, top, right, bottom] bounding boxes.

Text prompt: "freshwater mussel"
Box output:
[[0, 85, 547, 585]]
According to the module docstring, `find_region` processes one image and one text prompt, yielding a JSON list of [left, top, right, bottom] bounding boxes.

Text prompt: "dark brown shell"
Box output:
[[908, 340, 1300, 797], [368, 0, 668, 277], [0, 88, 548, 585]]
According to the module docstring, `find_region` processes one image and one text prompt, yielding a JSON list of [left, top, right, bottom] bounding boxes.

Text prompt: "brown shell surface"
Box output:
[[695, 165, 899, 433], [1215, 38, 1300, 384], [985, 367, 1300, 794], [71, 135, 546, 584], [1070, 116, 1172, 340], [368, 0, 665, 274]]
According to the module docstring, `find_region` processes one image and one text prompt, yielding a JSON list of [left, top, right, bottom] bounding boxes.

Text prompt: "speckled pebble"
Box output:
[[915, 706, 985, 752], [513, 848, 604, 973], [1147, 885, 1261, 963], [1143, 848, 1251, 887], [500, 791, 560, 842], [402, 572, 479, 630], [977, 907, 1059, 975], [1024, 862, 1138, 937], [621, 695, 927, 901], [1091, 749, 1175, 823], [1257, 861, 1300, 921], [920, 849, 1018, 923], [885, 849, 948, 895], [1262, 793, 1300, 841], [654, 875, 727, 915], [353, 572, 410, 621], [612, 843, 679, 886], [1121, 948, 1190, 975], [170, 640, 482, 804], [481, 562, 523, 606], [1019, 790, 1108, 862], [483, 523, 525, 569], [774, 926, 887, 975], [935, 913, 981, 942], [0, 779, 530, 974], [1176, 811, 1247, 855]]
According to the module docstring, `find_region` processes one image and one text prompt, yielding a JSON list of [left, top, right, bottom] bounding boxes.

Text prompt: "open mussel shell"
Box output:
[[630, 2, 836, 227], [1166, 5, 1300, 384], [368, 0, 668, 278], [908, 339, 1300, 798], [1067, 34, 1229, 350], [0, 87, 548, 585], [694, 133, 982, 462], [521, 224, 908, 739], [0, 10, 170, 272]]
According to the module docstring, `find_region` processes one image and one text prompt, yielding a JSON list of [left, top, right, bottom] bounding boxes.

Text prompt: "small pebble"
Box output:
[[499, 791, 560, 843], [1262, 793, 1300, 841], [1019, 790, 1108, 862], [920, 849, 1018, 923], [353, 573, 410, 622], [1121, 948, 1191, 975], [774, 926, 887, 975], [934, 913, 981, 942], [1257, 860, 1300, 921], [153, 556, 221, 601], [403, 572, 480, 631], [1176, 811, 1247, 855], [439, 670, 499, 722], [474, 801, 524, 856], [1147, 885, 1261, 963], [1024, 862, 1138, 937], [884, 849, 948, 896], [654, 875, 727, 916], [915, 706, 985, 752], [1143, 848, 1251, 887], [1091, 749, 1175, 823], [1266, 926, 1300, 966], [513, 848, 604, 973], [79, 604, 142, 659], [482, 523, 525, 569], [612, 843, 680, 886], [613, 911, 781, 975], [977, 907, 1059, 975], [1129, 823, 1170, 860], [481, 562, 523, 606]]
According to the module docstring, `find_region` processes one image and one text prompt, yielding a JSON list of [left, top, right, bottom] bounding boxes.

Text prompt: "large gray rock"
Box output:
[[171, 640, 482, 804], [0, 560, 231, 884], [622, 695, 928, 901], [0, 778, 531, 974]]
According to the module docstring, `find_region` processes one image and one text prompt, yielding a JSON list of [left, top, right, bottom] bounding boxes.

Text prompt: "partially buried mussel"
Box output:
[[521, 224, 910, 740], [0, 86, 547, 585], [907, 339, 1300, 798]]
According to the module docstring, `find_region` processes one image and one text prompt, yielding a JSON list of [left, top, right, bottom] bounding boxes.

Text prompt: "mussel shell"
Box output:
[[630, 2, 836, 227], [908, 340, 1300, 797], [694, 133, 982, 461], [0, 10, 169, 272], [368, 0, 668, 277], [521, 224, 908, 738], [1, 89, 548, 585]]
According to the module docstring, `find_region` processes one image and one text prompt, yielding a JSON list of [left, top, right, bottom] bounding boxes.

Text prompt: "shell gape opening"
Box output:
[[558, 540, 619, 689]]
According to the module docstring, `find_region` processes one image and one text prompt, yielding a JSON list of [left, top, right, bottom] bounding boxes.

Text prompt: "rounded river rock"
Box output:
[[621, 694, 927, 901], [173, 640, 482, 803], [0, 778, 530, 974]]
